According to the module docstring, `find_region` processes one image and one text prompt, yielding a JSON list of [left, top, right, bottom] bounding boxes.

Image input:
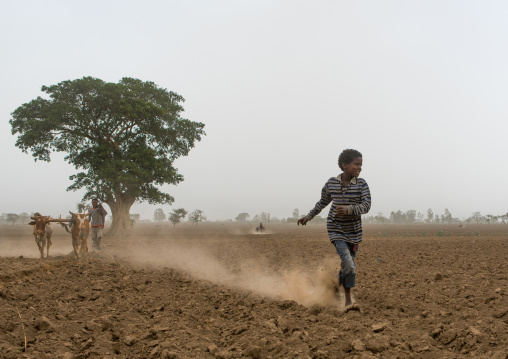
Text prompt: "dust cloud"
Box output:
[[120, 241, 342, 308], [1, 224, 343, 308], [0, 238, 74, 259]]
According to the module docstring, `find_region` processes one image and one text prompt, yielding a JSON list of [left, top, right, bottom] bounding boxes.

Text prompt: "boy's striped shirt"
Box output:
[[305, 175, 371, 243]]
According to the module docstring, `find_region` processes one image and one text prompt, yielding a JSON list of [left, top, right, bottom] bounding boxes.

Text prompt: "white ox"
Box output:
[[68, 212, 90, 260]]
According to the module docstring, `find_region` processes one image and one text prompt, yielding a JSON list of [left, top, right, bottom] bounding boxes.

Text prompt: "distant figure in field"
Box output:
[[297, 149, 371, 309], [256, 222, 265, 233], [88, 198, 108, 250]]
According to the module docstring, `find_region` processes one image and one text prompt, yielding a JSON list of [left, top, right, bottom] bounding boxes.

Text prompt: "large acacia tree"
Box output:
[[10, 77, 205, 235]]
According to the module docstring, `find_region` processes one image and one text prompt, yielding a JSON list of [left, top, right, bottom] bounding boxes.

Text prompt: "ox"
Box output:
[[67, 212, 90, 260], [29, 214, 53, 259]]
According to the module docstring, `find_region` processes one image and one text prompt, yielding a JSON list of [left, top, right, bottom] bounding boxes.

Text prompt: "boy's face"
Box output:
[[342, 157, 363, 177]]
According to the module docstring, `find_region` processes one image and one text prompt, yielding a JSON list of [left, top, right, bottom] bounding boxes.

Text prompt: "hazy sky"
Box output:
[[1, 1, 507, 221]]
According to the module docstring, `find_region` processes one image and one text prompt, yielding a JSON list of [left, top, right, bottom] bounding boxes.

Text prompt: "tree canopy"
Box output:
[[169, 208, 188, 227], [6, 213, 20, 226], [153, 208, 166, 223], [235, 212, 250, 222], [10, 77, 205, 234], [188, 209, 206, 225]]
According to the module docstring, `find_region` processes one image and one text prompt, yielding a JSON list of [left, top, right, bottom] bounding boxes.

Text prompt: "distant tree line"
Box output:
[[231, 209, 326, 225], [3, 208, 507, 226], [363, 209, 508, 225], [231, 208, 508, 225], [152, 208, 206, 226], [0, 212, 31, 226]]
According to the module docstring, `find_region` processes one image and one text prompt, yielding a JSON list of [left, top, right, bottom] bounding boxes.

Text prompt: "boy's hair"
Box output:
[[338, 149, 362, 170]]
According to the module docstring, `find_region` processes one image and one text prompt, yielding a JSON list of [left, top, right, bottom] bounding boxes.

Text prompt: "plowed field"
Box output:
[[1, 223, 507, 358]]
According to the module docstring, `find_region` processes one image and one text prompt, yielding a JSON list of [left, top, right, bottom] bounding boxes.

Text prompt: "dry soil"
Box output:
[[1, 223, 507, 358]]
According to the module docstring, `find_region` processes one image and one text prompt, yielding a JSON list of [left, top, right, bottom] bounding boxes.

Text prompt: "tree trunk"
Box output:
[[105, 195, 135, 236]]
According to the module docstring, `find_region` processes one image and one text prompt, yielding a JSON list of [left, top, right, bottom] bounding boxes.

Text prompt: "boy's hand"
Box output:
[[335, 206, 348, 216], [297, 217, 309, 226]]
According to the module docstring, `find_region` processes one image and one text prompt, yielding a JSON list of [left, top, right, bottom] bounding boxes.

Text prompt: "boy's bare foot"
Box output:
[[345, 303, 360, 313]]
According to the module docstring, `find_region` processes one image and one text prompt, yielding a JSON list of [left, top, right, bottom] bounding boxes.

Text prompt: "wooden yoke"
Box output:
[[29, 214, 71, 231]]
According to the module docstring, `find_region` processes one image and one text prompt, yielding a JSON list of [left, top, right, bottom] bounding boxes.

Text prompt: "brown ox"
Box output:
[[29, 215, 53, 259], [68, 212, 90, 260]]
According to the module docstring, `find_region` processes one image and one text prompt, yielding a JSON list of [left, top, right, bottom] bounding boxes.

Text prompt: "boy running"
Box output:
[[298, 149, 371, 308]]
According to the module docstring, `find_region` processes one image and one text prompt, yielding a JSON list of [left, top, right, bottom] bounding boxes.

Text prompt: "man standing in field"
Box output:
[[88, 198, 108, 250], [298, 149, 371, 308]]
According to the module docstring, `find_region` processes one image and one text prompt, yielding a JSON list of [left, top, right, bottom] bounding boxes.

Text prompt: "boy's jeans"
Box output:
[[334, 240, 358, 288]]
